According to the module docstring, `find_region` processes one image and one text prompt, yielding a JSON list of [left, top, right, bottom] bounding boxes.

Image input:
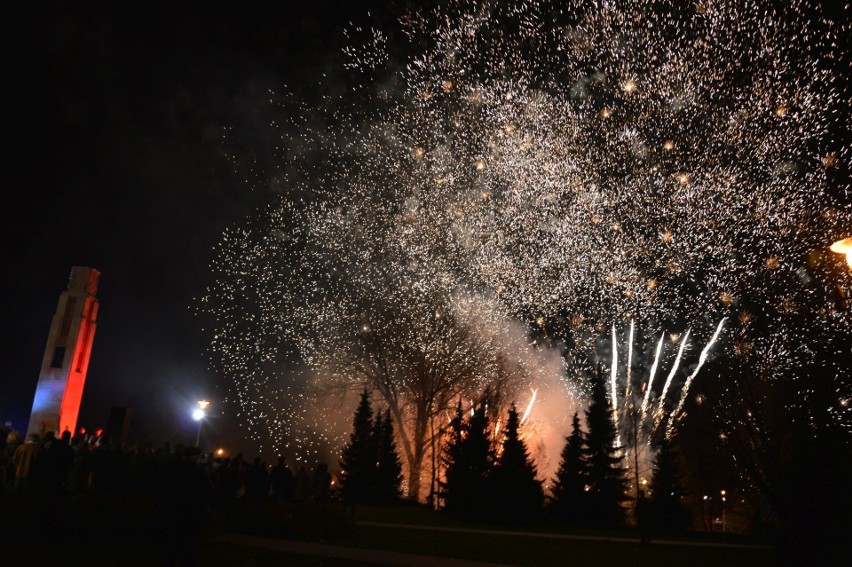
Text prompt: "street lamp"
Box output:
[[192, 400, 209, 447], [720, 489, 727, 533]]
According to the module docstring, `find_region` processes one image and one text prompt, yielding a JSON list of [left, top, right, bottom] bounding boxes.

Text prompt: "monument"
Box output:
[[27, 266, 100, 437]]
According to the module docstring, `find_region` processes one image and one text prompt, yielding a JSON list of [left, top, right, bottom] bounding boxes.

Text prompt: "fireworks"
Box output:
[[199, 0, 851, 477]]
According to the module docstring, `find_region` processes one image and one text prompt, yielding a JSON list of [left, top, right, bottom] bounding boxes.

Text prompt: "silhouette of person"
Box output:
[[158, 446, 213, 567], [293, 464, 310, 503], [4, 430, 22, 491], [270, 456, 294, 502], [12, 433, 40, 490], [636, 489, 652, 544], [67, 440, 92, 495], [243, 457, 270, 507]]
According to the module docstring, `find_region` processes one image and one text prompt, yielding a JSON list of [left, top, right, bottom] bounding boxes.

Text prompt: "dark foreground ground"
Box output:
[[0, 492, 815, 567]]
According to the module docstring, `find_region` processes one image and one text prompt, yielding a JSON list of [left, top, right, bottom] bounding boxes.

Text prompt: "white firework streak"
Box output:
[[666, 318, 727, 439], [625, 319, 635, 402], [640, 333, 666, 419], [610, 324, 619, 430], [654, 329, 691, 432], [521, 387, 538, 424]]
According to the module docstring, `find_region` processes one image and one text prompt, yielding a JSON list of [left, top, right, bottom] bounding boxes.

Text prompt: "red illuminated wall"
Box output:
[[58, 296, 98, 436], [27, 267, 100, 439]]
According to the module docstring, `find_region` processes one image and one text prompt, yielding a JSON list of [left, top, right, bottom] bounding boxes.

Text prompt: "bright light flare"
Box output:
[[830, 237, 852, 268]]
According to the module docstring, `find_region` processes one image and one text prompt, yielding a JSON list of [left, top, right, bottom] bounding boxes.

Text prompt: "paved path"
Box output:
[[219, 533, 511, 566], [357, 521, 774, 550], [221, 521, 772, 566]]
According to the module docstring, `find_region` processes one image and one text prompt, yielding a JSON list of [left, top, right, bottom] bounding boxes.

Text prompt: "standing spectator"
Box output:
[[243, 457, 270, 507], [35, 431, 71, 499], [293, 464, 310, 503], [0, 430, 8, 493], [12, 433, 40, 490], [270, 456, 294, 502], [636, 489, 653, 544], [213, 457, 242, 519], [158, 446, 213, 567], [58, 430, 75, 485], [91, 435, 129, 495], [128, 440, 157, 501], [67, 440, 92, 495], [5, 431, 22, 491]]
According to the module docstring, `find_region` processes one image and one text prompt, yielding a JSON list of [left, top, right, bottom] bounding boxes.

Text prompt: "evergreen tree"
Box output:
[[464, 400, 495, 518], [440, 401, 494, 519], [490, 404, 544, 524], [649, 435, 689, 532], [339, 388, 377, 505], [375, 409, 404, 504], [551, 411, 589, 525], [584, 368, 629, 527], [369, 410, 383, 502], [439, 402, 466, 513]]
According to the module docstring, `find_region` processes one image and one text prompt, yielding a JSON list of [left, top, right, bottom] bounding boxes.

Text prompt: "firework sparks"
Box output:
[[198, 0, 851, 477]]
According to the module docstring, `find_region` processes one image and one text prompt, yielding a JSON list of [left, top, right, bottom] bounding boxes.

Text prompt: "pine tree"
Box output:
[[440, 401, 494, 519], [339, 388, 377, 505], [439, 402, 466, 513], [490, 404, 544, 524], [464, 400, 495, 518], [584, 368, 629, 527], [369, 410, 383, 503], [551, 411, 589, 525], [649, 435, 689, 532], [375, 409, 404, 504]]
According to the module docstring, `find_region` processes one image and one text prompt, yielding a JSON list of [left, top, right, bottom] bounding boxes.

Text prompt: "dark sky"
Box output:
[[1, 1, 413, 452]]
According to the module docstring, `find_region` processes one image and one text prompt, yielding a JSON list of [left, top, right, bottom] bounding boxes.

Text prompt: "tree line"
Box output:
[[338, 371, 690, 530]]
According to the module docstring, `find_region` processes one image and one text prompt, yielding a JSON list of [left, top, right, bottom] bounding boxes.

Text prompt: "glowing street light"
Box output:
[[830, 237, 852, 269], [192, 400, 210, 447]]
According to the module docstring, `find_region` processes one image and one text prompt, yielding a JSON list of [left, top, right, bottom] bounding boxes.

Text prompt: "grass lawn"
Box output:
[[2, 493, 786, 566], [328, 505, 783, 567]]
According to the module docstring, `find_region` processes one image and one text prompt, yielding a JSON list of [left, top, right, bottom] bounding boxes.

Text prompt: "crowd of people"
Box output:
[[1, 427, 333, 505], [0, 427, 335, 565]]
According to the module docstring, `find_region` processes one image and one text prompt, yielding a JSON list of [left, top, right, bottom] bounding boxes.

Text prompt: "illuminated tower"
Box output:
[[27, 266, 100, 437]]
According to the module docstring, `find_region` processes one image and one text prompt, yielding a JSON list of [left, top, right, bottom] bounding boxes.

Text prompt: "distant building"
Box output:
[[27, 266, 100, 438]]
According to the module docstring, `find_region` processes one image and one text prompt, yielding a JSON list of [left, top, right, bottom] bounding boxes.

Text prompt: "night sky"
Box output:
[[2, 1, 412, 451]]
